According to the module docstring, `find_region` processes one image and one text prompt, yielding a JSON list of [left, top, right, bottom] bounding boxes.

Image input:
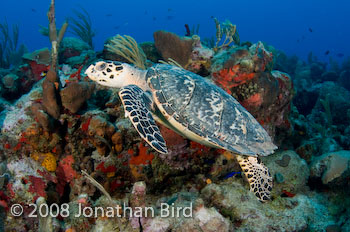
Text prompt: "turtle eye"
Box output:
[[96, 62, 107, 71]]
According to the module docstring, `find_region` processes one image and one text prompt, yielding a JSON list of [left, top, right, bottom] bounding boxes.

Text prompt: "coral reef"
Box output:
[[211, 42, 293, 141], [264, 150, 309, 196], [186, 35, 214, 75], [59, 37, 94, 67], [1, 3, 350, 231], [201, 182, 335, 231]]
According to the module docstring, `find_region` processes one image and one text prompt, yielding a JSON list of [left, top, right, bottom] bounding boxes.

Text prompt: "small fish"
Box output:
[[114, 22, 128, 30], [221, 171, 241, 180], [282, 190, 296, 198], [166, 15, 174, 20], [152, 16, 157, 21], [105, 13, 112, 17], [31, 8, 36, 12], [168, 8, 172, 12], [166, 194, 178, 205], [296, 39, 300, 43], [336, 53, 344, 57], [308, 27, 313, 32], [40, 71, 48, 77], [324, 50, 330, 55]]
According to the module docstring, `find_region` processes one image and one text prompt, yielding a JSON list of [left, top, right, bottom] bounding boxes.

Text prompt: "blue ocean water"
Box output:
[[1, 0, 349, 63]]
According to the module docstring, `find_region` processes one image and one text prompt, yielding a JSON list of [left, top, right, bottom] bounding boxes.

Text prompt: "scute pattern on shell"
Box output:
[[146, 64, 276, 156]]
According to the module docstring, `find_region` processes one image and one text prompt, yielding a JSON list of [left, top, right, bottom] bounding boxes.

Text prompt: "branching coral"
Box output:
[[105, 34, 146, 69], [68, 7, 95, 48], [213, 18, 240, 52], [0, 20, 26, 68]]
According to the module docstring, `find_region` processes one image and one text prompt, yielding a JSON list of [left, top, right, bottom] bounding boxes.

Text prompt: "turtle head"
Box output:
[[85, 61, 131, 88]]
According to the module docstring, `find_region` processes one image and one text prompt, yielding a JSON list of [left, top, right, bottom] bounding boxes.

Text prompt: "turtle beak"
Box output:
[[85, 64, 97, 81]]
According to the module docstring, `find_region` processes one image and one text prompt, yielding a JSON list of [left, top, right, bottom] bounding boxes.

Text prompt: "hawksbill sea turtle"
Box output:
[[85, 61, 277, 202]]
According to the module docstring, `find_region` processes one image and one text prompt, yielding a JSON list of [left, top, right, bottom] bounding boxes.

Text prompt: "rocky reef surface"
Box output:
[[0, 21, 350, 231]]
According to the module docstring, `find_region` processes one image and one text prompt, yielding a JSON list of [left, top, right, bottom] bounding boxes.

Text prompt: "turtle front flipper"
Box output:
[[235, 155, 272, 202], [119, 85, 168, 154]]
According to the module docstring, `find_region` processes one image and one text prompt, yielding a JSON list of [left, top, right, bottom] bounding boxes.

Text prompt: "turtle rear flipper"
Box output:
[[236, 155, 272, 202], [119, 85, 168, 154]]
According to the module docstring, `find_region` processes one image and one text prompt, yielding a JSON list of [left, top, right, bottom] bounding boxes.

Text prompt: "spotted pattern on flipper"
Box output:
[[235, 154, 272, 202], [119, 85, 168, 154]]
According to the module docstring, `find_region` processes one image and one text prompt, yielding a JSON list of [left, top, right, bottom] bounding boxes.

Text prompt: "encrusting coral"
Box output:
[[210, 42, 293, 141]]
